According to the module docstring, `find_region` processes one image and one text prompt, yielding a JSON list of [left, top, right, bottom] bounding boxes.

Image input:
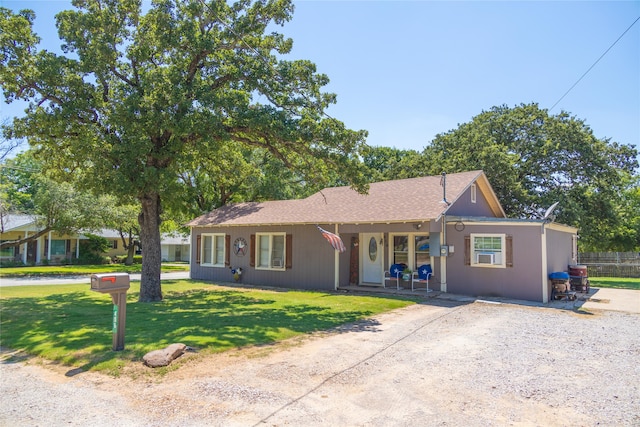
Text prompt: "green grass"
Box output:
[[589, 277, 640, 291], [0, 263, 189, 277], [0, 280, 416, 375]]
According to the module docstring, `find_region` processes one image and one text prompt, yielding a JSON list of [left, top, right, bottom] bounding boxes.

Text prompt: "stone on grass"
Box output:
[[143, 343, 188, 368]]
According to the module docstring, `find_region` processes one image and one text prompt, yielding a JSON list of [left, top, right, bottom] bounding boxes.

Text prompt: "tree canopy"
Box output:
[[418, 104, 638, 250], [1, 0, 369, 301]]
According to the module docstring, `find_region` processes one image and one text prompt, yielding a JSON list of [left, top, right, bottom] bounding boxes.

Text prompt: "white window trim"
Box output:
[[471, 184, 477, 203], [200, 233, 226, 268], [471, 233, 506, 268], [388, 233, 431, 271], [255, 232, 287, 271]]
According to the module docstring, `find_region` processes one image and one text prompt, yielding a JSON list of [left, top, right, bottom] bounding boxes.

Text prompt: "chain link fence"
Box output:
[[577, 252, 640, 278]]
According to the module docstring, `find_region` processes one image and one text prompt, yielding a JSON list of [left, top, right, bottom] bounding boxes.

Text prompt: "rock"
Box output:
[[143, 343, 188, 368]]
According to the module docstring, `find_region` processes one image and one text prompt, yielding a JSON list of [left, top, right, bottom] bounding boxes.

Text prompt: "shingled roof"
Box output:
[[187, 170, 503, 227]]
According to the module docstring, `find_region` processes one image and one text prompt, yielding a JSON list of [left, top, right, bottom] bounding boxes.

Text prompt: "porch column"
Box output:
[[334, 224, 340, 290], [540, 224, 549, 303], [22, 231, 28, 264], [76, 238, 80, 259], [36, 235, 42, 264], [440, 218, 447, 292], [47, 230, 52, 261]]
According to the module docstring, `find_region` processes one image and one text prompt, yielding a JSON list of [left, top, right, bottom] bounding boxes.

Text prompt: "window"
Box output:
[[0, 242, 15, 258], [471, 184, 477, 203], [50, 239, 66, 256], [392, 235, 409, 265], [201, 233, 226, 267], [414, 235, 430, 267], [256, 233, 286, 270], [112, 240, 118, 249], [471, 234, 505, 267], [389, 233, 430, 270]]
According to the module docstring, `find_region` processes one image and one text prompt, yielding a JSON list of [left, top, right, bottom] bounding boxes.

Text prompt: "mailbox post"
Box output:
[[90, 273, 130, 351]]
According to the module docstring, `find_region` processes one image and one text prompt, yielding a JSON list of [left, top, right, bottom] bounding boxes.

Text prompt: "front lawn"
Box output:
[[0, 263, 189, 277], [0, 281, 416, 375]]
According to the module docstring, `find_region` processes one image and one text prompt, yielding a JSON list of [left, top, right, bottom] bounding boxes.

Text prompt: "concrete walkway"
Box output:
[[578, 287, 640, 314]]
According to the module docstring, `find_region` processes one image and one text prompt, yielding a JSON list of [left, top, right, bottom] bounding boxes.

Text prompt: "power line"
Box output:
[[550, 15, 640, 112]]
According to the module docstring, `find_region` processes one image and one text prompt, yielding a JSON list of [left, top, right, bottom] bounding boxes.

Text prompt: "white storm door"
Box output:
[[361, 233, 383, 284]]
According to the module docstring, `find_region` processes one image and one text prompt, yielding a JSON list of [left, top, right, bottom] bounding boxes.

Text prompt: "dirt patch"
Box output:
[[2, 301, 639, 426]]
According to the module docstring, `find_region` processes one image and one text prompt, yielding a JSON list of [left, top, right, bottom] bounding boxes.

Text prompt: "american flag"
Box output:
[[317, 226, 346, 253]]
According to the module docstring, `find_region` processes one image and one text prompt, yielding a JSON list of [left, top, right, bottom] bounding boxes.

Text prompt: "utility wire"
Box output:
[[550, 15, 640, 112]]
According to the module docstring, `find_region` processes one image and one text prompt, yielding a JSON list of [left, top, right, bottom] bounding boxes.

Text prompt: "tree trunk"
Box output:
[[138, 193, 163, 302], [125, 240, 135, 266]]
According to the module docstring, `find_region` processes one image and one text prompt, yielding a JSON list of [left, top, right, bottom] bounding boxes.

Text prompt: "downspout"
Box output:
[[334, 224, 340, 290]]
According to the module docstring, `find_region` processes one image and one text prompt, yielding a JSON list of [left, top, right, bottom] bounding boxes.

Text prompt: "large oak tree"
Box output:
[[1, 0, 368, 301], [420, 104, 639, 250]]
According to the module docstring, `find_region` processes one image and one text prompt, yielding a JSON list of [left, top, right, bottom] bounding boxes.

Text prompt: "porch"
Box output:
[[337, 284, 442, 299]]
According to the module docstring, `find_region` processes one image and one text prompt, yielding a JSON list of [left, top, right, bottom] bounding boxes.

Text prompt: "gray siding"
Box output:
[[546, 227, 577, 274], [447, 185, 496, 217], [190, 220, 576, 303], [444, 223, 545, 301], [191, 225, 343, 291]]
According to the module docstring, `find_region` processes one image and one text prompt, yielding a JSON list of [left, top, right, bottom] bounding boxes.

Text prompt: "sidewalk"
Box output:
[[0, 271, 190, 287], [578, 287, 640, 314]]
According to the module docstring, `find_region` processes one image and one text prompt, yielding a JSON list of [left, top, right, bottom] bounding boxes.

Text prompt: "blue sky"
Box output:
[[2, 0, 639, 154]]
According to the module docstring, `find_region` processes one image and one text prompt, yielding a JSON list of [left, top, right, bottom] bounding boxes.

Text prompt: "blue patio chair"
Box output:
[[384, 263, 406, 290], [411, 264, 433, 292]]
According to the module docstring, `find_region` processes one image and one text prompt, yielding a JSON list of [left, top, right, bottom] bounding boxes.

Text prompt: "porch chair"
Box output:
[[411, 264, 433, 292], [384, 263, 406, 290]]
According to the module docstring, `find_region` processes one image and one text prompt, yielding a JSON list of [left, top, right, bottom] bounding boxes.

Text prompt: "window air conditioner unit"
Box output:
[[476, 253, 495, 265]]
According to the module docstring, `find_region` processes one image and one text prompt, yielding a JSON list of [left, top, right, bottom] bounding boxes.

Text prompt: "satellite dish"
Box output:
[[543, 202, 559, 221]]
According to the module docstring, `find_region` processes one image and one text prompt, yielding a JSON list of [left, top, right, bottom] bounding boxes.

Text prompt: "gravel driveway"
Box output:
[[1, 297, 639, 426]]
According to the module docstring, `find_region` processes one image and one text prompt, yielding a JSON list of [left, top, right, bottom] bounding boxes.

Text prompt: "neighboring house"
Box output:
[[96, 229, 130, 259], [1, 215, 191, 265], [161, 234, 190, 262], [0, 214, 83, 264], [187, 170, 578, 303]]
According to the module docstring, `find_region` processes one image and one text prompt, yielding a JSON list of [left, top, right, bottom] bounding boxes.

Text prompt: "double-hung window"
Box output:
[[471, 233, 505, 267], [50, 239, 66, 256], [256, 233, 286, 270], [389, 233, 430, 270], [201, 233, 226, 267]]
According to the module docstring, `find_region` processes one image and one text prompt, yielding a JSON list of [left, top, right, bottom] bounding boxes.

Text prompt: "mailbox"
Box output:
[[91, 273, 130, 293], [90, 272, 130, 351]]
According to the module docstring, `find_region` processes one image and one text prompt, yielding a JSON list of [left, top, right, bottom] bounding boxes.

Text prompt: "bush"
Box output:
[[114, 255, 142, 264], [0, 260, 25, 268]]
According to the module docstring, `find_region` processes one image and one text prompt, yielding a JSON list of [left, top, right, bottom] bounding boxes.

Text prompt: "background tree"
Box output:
[[420, 103, 639, 250], [0, 172, 114, 251], [97, 196, 141, 265], [0, 118, 23, 161], [1, 1, 369, 302], [361, 146, 423, 182]]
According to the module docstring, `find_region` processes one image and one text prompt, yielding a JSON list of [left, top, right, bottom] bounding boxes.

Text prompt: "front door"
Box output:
[[361, 233, 383, 285], [27, 241, 36, 264]]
